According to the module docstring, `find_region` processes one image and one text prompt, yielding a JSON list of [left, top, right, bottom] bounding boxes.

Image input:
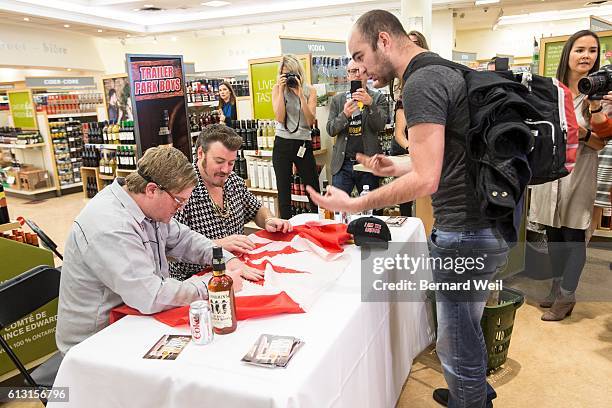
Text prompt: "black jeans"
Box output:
[[545, 226, 586, 292], [272, 137, 320, 219]]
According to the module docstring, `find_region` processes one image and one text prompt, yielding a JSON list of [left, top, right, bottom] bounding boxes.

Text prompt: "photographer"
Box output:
[[529, 30, 608, 321], [327, 60, 387, 197], [272, 54, 320, 219]]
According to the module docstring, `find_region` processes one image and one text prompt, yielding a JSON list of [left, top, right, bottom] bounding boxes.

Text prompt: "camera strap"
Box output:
[[283, 93, 301, 134]]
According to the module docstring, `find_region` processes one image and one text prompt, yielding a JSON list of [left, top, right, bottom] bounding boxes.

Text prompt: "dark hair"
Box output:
[[556, 30, 600, 86], [217, 81, 236, 109], [195, 123, 242, 154], [408, 30, 429, 50], [355, 10, 408, 51], [108, 88, 116, 98]]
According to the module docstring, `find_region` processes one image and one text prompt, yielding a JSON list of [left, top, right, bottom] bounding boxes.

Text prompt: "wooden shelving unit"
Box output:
[[0, 143, 46, 150]]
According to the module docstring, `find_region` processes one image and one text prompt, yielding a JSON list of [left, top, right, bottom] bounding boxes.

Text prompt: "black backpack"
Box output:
[[403, 55, 578, 220]]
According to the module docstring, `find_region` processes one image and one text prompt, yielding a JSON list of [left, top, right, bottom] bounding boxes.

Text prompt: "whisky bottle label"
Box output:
[[209, 290, 234, 328]]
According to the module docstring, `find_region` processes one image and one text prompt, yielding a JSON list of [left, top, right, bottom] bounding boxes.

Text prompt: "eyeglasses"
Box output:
[[347, 69, 360, 75], [138, 170, 188, 208]]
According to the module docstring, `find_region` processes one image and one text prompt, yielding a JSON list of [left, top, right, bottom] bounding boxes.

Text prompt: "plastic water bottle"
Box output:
[[360, 185, 373, 216]]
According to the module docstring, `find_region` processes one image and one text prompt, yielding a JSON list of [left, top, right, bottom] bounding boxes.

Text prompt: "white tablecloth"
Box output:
[[49, 215, 435, 408]]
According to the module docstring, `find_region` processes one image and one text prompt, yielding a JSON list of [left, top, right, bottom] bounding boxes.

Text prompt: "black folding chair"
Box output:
[[0, 265, 62, 405]]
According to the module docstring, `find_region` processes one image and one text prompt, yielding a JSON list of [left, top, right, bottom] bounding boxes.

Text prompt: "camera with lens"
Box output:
[[578, 65, 612, 100], [284, 73, 301, 89]]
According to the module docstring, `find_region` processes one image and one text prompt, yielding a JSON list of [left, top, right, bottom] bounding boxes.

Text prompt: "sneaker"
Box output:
[[433, 388, 449, 406]]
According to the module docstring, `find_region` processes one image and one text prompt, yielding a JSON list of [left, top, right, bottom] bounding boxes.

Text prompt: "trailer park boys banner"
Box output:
[[126, 54, 191, 159]]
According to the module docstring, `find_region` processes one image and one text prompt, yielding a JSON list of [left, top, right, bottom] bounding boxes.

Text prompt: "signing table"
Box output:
[[49, 214, 434, 408]]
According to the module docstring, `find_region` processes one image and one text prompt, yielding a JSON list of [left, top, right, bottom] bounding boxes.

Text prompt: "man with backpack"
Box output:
[[307, 10, 509, 407]]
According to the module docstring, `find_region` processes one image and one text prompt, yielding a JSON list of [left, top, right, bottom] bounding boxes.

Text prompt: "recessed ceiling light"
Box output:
[[171, 36, 177, 42], [23, 17, 30, 21], [67, 68, 72, 71], [63, 24, 70, 28], [126, 34, 132, 37], [144, 4, 154, 7], [132, 8, 140, 11], [201, 1, 231, 7], [97, 29, 103, 33]]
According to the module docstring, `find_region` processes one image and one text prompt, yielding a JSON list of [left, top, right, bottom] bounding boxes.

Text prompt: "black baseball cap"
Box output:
[[347, 216, 391, 249]]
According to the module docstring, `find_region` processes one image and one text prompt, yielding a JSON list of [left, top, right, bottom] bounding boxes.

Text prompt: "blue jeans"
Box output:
[[332, 157, 379, 196], [429, 228, 509, 408]]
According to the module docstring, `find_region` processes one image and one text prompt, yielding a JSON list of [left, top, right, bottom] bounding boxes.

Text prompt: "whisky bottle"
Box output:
[[158, 110, 173, 146], [208, 246, 237, 334]]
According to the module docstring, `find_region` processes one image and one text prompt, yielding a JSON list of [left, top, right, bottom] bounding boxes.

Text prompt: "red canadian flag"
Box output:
[[110, 222, 351, 326]]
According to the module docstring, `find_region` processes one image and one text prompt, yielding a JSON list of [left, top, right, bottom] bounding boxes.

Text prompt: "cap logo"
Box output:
[[364, 222, 381, 234]]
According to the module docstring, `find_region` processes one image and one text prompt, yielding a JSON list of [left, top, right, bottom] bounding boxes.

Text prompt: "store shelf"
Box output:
[[116, 169, 136, 173], [85, 143, 135, 150], [0, 221, 21, 233], [191, 131, 201, 137], [0, 143, 46, 150], [593, 229, 612, 238], [237, 96, 251, 101], [249, 187, 278, 194], [5, 186, 56, 196], [60, 182, 83, 189], [99, 174, 115, 180], [188, 101, 218, 108], [47, 112, 98, 119], [243, 149, 272, 157], [81, 167, 98, 171], [291, 194, 309, 203]]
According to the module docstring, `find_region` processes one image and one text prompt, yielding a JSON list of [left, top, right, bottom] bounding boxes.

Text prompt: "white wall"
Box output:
[[0, 22, 104, 72], [455, 17, 593, 59]]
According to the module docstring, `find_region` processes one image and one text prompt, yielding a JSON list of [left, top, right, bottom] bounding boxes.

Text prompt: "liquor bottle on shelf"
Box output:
[[602, 208, 611, 229], [236, 150, 247, 179], [208, 246, 237, 335], [0, 184, 10, 224], [158, 110, 173, 146], [311, 119, 321, 150]]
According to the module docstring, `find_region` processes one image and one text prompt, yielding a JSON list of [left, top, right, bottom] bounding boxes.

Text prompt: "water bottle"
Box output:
[[359, 185, 373, 216]]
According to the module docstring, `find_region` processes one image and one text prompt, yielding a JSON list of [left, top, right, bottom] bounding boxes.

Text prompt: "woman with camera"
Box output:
[[272, 54, 319, 219], [529, 30, 608, 321]]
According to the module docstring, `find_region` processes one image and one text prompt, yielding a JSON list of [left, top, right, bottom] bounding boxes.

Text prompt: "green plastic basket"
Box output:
[[480, 288, 524, 372], [427, 287, 525, 373]]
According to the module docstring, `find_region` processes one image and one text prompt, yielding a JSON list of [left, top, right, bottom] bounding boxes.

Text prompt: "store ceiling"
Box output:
[[0, 0, 606, 36]]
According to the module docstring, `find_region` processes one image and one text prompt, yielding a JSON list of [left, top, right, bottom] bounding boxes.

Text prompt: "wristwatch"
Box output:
[[590, 105, 604, 114]]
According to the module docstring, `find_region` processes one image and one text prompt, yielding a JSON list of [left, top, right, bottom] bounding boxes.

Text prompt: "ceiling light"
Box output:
[[171, 36, 177, 42], [97, 29, 103, 33], [132, 8, 140, 11], [201, 1, 231, 7], [126, 34, 132, 37], [67, 68, 72, 71], [475, 0, 500, 4], [23, 17, 30, 21], [63, 24, 70, 28], [144, 4, 154, 7]]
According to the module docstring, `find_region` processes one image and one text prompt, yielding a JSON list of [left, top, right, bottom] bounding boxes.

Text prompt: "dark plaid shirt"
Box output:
[[169, 163, 261, 280]]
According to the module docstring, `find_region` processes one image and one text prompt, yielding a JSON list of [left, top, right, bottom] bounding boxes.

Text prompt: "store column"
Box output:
[[400, 0, 432, 43]]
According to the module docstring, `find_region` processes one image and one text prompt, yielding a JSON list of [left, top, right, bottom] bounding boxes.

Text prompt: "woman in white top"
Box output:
[[530, 30, 608, 321], [271, 55, 319, 219]]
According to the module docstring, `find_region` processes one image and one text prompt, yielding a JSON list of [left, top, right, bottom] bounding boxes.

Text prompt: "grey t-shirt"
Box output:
[[403, 52, 493, 231]]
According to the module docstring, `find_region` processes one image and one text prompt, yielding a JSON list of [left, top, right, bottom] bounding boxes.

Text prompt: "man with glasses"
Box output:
[[170, 124, 292, 281], [327, 59, 388, 197], [57, 146, 250, 354]]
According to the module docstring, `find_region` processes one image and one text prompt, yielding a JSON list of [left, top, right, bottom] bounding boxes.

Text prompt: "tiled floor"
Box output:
[[2, 191, 612, 407]]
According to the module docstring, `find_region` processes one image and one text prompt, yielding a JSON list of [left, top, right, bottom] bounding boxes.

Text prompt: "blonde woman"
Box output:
[[271, 54, 319, 218]]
